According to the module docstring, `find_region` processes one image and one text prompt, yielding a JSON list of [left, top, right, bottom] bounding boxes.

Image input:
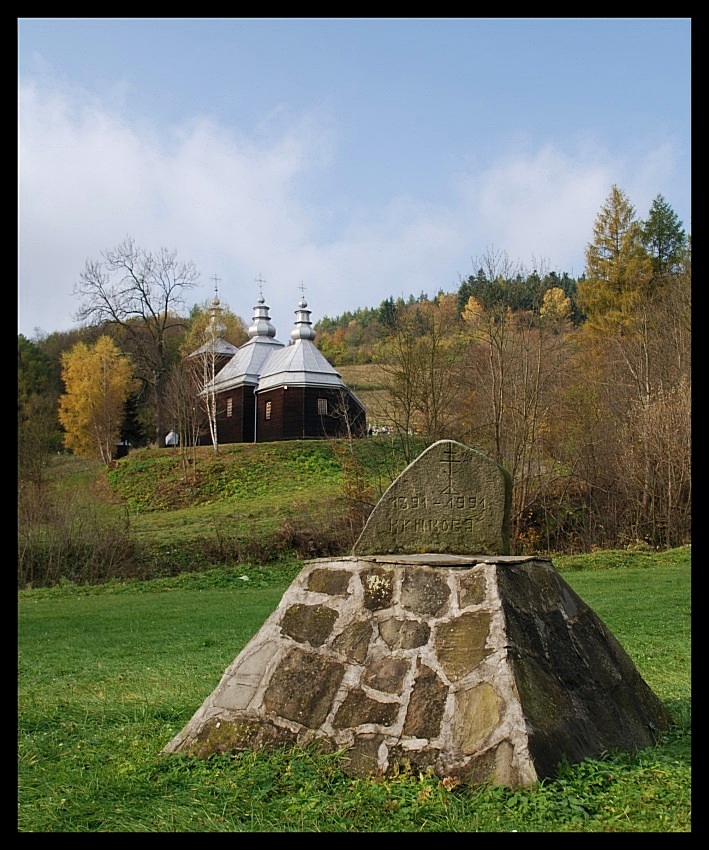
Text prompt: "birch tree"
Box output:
[[58, 336, 137, 464]]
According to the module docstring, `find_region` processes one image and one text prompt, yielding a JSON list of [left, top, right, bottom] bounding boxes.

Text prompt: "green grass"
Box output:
[[20, 439, 425, 586], [555, 549, 691, 709], [18, 548, 690, 832], [84, 438, 418, 551], [106, 439, 409, 514]]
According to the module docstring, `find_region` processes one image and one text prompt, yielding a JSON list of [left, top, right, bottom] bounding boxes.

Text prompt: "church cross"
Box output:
[[254, 274, 267, 297]]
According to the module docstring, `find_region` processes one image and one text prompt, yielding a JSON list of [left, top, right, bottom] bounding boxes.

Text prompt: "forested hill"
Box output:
[[313, 268, 583, 365]]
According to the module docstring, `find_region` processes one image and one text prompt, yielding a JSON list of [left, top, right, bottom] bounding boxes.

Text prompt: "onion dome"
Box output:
[[290, 297, 317, 341], [248, 294, 278, 339]]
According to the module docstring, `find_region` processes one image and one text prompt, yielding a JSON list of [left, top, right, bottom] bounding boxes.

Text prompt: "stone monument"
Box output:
[[353, 440, 512, 556], [162, 440, 673, 786]]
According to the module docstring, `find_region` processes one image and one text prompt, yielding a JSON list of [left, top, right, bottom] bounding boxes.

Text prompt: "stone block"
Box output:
[[353, 440, 512, 556]]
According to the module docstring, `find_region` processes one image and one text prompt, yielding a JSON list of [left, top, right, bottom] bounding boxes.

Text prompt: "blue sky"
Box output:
[[18, 17, 691, 339]]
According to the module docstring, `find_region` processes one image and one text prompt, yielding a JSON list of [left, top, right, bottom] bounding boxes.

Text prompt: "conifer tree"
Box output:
[[578, 184, 652, 331], [642, 193, 688, 281]]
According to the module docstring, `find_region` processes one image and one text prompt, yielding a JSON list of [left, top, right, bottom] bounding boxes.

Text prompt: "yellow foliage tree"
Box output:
[[540, 286, 572, 326], [59, 336, 138, 464], [577, 184, 652, 334]]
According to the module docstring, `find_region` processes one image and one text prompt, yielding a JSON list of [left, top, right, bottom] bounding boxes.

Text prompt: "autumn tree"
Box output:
[[577, 185, 652, 331], [180, 296, 248, 357], [617, 229, 691, 546], [58, 336, 138, 464], [316, 326, 348, 365], [541, 339, 620, 550], [460, 255, 576, 549], [540, 286, 572, 325], [372, 314, 419, 461], [375, 294, 467, 461], [456, 249, 525, 464], [73, 237, 199, 447], [571, 188, 690, 546]]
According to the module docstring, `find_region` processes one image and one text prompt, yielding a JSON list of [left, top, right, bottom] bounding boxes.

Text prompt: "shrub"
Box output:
[[18, 483, 144, 588]]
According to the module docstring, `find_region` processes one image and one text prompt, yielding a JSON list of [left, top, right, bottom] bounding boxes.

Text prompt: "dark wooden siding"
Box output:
[[256, 386, 367, 442], [257, 386, 302, 442], [214, 385, 257, 443]]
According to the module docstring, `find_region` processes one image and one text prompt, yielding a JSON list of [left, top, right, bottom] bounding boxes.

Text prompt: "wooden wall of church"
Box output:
[[256, 386, 367, 442], [214, 385, 257, 443]]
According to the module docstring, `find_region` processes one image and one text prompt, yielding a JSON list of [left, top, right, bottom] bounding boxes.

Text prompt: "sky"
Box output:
[[18, 17, 691, 339]]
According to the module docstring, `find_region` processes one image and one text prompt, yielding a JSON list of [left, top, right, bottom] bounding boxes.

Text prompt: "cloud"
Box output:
[[18, 78, 326, 336], [470, 143, 614, 277], [18, 77, 687, 340]]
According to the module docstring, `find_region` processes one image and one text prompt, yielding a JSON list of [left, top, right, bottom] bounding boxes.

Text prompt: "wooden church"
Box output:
[[190, 289, 367, 445]]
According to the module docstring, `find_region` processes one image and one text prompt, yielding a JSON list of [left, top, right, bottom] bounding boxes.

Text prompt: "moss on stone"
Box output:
[[280, 603, 339, 647], [435, 611, 492, 681], [187, 716, 296, 758], [307, 568, 352, 596], [361, 567, 395, 610]]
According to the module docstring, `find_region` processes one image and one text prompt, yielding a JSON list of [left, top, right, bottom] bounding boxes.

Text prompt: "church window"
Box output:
[[226, 397, 233, 417], [318, 397, 328, 415], [265, 401, 272, 420]]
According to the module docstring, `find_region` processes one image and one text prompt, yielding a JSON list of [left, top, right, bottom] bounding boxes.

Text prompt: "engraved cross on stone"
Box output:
[[440, 443, 463, 494]]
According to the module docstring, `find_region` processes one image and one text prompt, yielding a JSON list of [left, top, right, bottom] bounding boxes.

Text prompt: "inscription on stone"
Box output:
[[353, 440, 511, 556]]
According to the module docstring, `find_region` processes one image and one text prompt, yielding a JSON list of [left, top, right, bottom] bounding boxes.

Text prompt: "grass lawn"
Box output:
[[18, 548, 690, 832]]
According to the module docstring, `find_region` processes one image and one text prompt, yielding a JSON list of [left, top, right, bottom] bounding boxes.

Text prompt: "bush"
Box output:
[[18, 483, 145, 588]]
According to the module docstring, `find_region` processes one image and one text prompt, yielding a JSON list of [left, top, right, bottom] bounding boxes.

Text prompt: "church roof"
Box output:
[[198, 290, 364, 409], [188, 338, 239, 358], [207, 294, 284, 391], [256, 297, 352, 393], [189, 280, 239, 359]]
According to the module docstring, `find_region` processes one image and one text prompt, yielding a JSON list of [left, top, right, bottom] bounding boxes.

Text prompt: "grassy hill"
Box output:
[[22, 431, 687, 590], [20, 436, 424, 588]]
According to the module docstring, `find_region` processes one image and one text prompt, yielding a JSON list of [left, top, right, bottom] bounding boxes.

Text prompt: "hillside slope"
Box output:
[[105, 436, 420, 565]]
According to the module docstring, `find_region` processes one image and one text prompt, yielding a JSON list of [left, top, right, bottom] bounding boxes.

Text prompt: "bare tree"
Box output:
[[162, 360, 202, 480], [461, 275, 575, 549], [375, 295, 467, 462], [326, 389, 374, 536], [199, 289, 228, 454], [573, 191, 691, 548], [74, 237, 199, 447]]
